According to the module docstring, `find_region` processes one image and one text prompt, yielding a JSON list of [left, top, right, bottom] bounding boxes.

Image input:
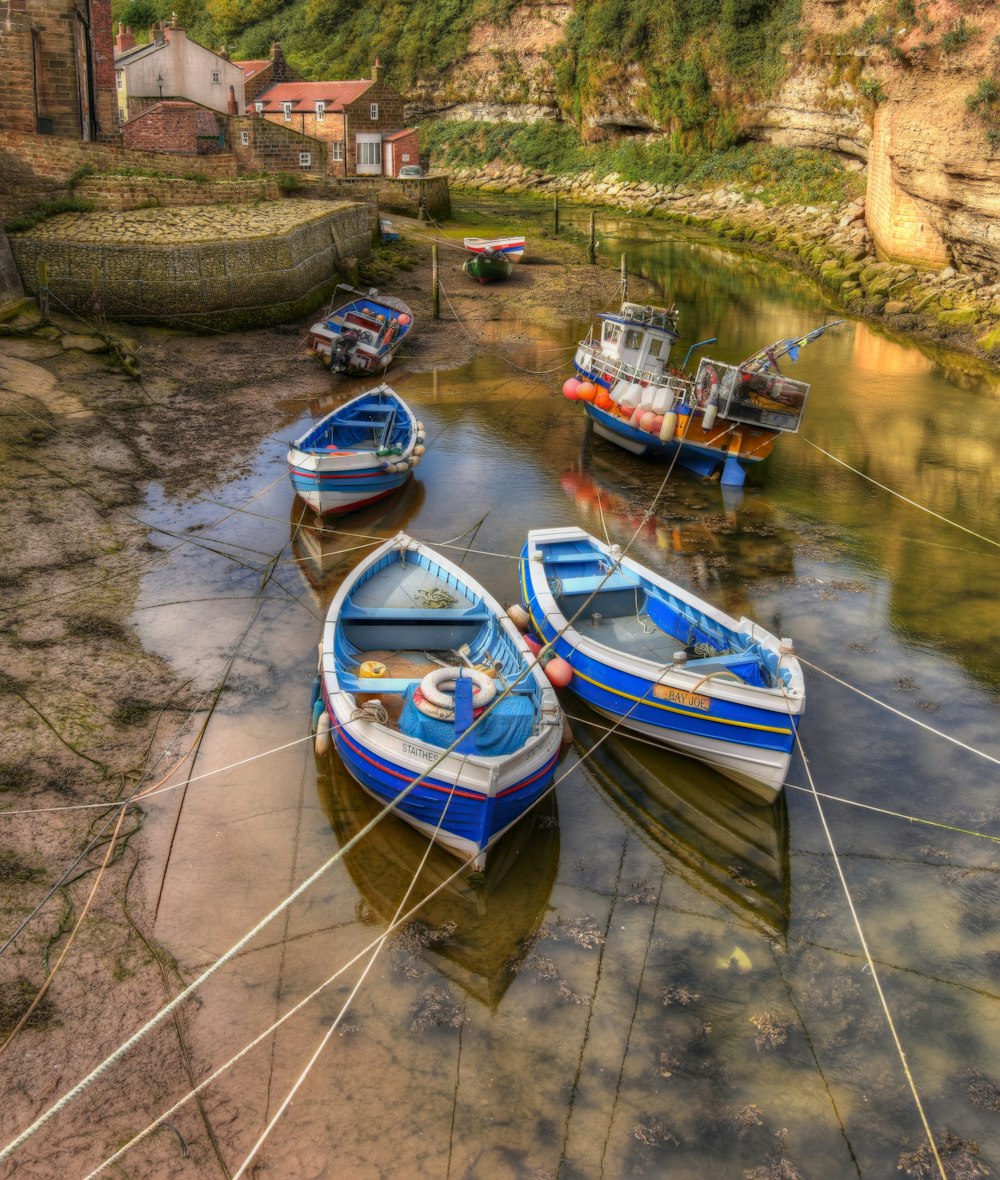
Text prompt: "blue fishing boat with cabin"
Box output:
[[567, 299, 841, 487], [519, 526, 804, 798], [313, 532, 564, 871], [287, 384, 424, 516], [304, 285, 414, 375]]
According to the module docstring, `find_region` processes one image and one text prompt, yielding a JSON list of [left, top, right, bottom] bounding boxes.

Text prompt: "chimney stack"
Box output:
[[115, 22, 135, 53], [371, 57, 382, 83], [228, 85, 238, 115]]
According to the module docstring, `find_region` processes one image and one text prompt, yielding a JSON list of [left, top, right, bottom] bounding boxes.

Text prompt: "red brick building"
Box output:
[[0, 0, 117, 140], [244, 60, 418, 178], [122, 101, 226, 155]]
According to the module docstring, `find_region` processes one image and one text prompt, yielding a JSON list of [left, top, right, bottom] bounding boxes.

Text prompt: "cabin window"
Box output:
[[212, 70, 221, 84], [331, 141, 344, 161], [647, 338, 663, 359], [625, 329, 643, 350], [315, 101, 325, 121], [603, 323, 621, 346], [370, 102, 378, 120], [240, 129, 249, 146], [282, 101, 292, 122], [299, 151, 312, 167]]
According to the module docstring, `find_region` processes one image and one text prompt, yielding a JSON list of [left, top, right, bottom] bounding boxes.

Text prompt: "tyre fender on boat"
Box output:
[[415, 666, 497, 719]]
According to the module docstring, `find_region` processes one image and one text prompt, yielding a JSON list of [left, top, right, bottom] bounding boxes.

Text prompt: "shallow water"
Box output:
[[132, 196, 1000, 1178]]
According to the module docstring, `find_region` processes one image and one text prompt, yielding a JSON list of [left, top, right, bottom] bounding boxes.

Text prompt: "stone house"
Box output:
[[114, 18, 246, 124], [247, 60, 419, 178], [0, 0, 117, 139], [235, 43, 299, 106]]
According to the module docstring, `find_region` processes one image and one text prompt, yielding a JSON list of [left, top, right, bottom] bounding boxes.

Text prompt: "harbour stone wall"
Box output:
[[8, 198, 374, 330]]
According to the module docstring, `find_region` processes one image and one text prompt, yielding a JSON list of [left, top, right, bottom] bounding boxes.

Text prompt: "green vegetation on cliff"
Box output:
[[421, 120, 864, 207]]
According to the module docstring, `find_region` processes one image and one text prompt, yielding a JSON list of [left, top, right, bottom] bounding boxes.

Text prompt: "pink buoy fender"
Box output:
[[544, 656, 573, 687], [562, 377, 582, 399]]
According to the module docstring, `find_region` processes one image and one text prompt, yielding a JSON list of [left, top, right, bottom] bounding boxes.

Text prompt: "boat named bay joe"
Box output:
[[314, 532, 564, 871], [304, 285, 413, 375], [287, 385, 424, 516], [518, 526, 805, 797], [463, 245, 514, 284], [566, 300, 842, 486]]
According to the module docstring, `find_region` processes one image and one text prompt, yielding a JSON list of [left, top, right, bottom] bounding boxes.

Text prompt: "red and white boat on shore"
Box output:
[[463, 235, 526, 263]]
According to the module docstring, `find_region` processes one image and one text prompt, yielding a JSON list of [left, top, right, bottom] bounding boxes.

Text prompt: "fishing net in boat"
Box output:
[[398, 686, 537, 756]]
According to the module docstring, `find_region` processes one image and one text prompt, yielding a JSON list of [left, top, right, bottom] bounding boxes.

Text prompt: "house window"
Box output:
[[401, 152, 410, 162], [116, 73, 122, 90], [331, 141, 344, 161], [282, 102, 292, 122], [357, 139, 382, 168], [370, 102, 378, 120], [299, 152, 312, 167], [315, 101, 325, 121], [240, 130, 249, 146], [212, 70, 221, 84], [255, 101, 264, 113]]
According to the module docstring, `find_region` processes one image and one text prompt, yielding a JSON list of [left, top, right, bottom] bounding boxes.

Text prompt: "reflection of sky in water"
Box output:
[[122, 197, 1000, 1179]]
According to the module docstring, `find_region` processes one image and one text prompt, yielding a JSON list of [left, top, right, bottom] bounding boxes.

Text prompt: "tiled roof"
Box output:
[[235, 59, 270, 78], [254, 80, 372, 111], [383, 128, 414, 142]]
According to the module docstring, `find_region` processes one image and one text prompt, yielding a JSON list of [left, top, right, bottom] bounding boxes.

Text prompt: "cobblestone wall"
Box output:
[[8, 198, 373, 329]]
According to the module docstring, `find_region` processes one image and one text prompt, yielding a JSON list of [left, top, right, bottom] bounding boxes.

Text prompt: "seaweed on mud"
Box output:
[[749, 1011, 790, 1051], [409, 984, 466, 1031], [0, 853, 44, 883], [744, 1128, 803, 1179], [0, 762, 36, 793], [111, 698, 156, 727], [543, 915, 605, 949], [632, 1118, 679, 1148], [625, 878, 658, 904], [66, 614, 135, 644], [897, 1130, 988, 1179], [965, 1068, 1000, 1112], [661, 985, 701, 1007], [388, 919, 456, 955], [0, 977, 56, 1037]]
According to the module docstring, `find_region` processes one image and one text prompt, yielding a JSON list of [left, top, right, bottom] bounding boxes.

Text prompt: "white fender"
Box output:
[[314, 710, 331, 756]]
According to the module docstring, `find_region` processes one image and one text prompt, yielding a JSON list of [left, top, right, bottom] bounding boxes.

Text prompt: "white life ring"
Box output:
[[416, 666, 496, 719]]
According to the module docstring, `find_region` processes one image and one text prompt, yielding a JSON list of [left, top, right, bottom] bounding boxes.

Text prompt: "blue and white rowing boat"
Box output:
[[518, 526, 804, 798], [304, 285, 414, 375], [287, 385, 424, 516], [315, 532, 564, 870]]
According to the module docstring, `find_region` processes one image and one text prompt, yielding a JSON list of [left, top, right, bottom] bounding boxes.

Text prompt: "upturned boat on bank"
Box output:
[[286, 385, 424, 516], [463, 246, 513, 284], [518, 526, 805, 798], [566, 299, 841, 486], [304, 285, 414, 375], [313, 532, 564, 871]]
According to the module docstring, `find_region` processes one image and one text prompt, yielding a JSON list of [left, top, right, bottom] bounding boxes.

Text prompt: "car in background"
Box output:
[[398, 165, 423, 178]]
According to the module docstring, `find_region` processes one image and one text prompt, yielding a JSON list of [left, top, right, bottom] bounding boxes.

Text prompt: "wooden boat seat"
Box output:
[[553, 572, 637, 596], [338, 673, 415, 694], [334, 416, 392, 429]]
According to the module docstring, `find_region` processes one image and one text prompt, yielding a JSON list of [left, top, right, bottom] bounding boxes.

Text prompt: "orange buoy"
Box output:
[[545, 657, 573, 687], [576, 381, 597, 402], [594, 389, 613, 411]]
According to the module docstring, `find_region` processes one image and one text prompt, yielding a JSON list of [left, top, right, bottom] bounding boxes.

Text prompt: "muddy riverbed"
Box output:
[[0, 222, 650, 1176]]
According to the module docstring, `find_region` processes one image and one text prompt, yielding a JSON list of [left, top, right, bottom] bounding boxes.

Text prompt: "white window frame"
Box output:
[[299, 151, 312, 167], [282, 101, 292, 122], [240, 129, 249, 146], [355, 133, 381, 174], [211, 70, 221, 84], [370, 102, 378, 120], [331, 141, 343, 161], [255, 101, 264, 113], [315, 101, 325, 121], [401, 152, 410, 162]]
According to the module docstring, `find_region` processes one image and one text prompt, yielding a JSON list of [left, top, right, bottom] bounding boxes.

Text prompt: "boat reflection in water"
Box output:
[[289, 479, 426, 602], [571, 706, 790, 941], [315, 752, 560, 1009]]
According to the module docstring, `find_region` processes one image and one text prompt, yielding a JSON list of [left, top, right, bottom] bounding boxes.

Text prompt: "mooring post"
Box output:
[[37, 259, 49, 322], [621, 253, 627, 301], [554, 192, 559, 235], [588, 212, 596, 263], [432, 243, 439, 320]]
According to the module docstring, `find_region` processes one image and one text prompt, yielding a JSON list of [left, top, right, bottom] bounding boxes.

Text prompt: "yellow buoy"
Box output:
[[359, 660, 388, 678]]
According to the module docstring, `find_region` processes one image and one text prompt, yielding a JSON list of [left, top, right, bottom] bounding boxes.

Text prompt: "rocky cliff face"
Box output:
[[414, 0, 1000, 276]]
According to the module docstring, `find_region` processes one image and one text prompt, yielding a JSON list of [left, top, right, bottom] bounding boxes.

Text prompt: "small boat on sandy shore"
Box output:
[[314, 532, 564, 871], [519, 525, 805, 798], [304, 285, 414, 375], [463, 235, 525, 262], [287, 385, 424, 516], [463, 246, 513, 284]]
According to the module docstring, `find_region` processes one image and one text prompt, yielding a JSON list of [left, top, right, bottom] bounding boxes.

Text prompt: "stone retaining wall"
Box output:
[[8, 199, 373, 330], [72, 175, 281, 211]]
